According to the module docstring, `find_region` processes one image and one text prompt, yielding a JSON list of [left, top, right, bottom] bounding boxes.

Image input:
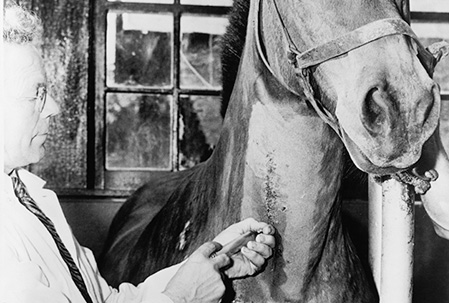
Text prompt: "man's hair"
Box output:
[[3, 2, 42, 45]]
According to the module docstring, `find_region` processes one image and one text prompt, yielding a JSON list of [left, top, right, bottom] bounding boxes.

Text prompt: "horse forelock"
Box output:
[[220, 0, 250, 117]]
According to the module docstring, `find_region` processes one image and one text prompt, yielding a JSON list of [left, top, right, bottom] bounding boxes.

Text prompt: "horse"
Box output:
[[99, 0, 444, 302]]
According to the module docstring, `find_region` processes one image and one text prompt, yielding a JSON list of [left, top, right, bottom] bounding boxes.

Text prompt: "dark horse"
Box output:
[[100, 0, 444, 302]]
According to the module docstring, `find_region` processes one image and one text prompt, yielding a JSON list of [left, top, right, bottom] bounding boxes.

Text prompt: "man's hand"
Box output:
[[213, 218, 275, 278], [163, 242, 230, 303], [163, 218, 275, 302], [418, 129, 449, 239]]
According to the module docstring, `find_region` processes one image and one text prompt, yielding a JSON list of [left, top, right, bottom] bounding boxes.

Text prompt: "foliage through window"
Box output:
[[99, 1, 231, 190]]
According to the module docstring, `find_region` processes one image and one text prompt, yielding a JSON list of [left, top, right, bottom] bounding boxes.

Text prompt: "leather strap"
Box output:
[[255, 0, 442, 138]]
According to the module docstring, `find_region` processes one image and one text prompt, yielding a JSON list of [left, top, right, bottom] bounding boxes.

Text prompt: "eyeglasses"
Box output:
[[34, 86, 47, 113]]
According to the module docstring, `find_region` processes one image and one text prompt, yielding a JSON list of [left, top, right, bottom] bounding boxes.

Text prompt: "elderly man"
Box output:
[[0, 4, 275, 303]]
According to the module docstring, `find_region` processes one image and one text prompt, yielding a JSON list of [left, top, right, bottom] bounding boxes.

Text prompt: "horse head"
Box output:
[[259, 0, 441, 176]]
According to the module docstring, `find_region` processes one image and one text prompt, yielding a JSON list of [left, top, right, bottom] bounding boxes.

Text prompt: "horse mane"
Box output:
[[219, 0, 250, 117]]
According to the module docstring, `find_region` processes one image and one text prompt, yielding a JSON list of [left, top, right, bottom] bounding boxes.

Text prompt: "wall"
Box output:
[[17, 0, 91, 189], [60, 198, 124, 258]]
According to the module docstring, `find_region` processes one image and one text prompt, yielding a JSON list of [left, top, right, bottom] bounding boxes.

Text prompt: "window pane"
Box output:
[[108, 0, 173, 3], [410, 0, 449, 12], [107, 12, 173, 87], [181, 0, 232, 6], [412, 22, 449, 91], [440, 101, 449, 152], [180, 15, 228, 89], [179, 95, 223, 169], [106, 93, 172, 169]]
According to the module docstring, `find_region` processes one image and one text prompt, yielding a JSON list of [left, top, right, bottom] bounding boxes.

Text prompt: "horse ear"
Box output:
[[395, 0, 411, 24]]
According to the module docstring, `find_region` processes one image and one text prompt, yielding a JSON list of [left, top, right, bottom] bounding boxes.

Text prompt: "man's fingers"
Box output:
[[247, 240, 273, 259], [211, 253, 231, 269], [241, 246, 264, 273], [239, 218, 275, 235], [255, 233, 275, 249], [261, 224, 275, 235], [196, 241, 231, 269], [197, 241, 223, 257]]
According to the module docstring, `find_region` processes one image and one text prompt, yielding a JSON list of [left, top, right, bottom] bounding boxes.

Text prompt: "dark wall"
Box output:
[[61, 198, 124, 258], [343, 200, 449, 303], [16, 0, 90, 189]]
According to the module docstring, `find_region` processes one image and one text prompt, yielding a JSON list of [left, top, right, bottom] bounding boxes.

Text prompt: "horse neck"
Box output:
[[210, 0, 345, 224], [207, 2, 354, 299]]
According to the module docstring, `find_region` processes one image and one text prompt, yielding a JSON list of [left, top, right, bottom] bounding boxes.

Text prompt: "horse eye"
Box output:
[[36, 87, 46, 101], [36, 86, 46, 97]]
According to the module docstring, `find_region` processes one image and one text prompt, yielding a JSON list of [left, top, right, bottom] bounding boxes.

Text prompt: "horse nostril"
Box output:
[[362, 87, 388, 136]]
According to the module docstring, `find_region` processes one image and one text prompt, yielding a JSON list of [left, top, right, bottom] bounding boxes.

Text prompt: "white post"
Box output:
[[368, 176, 382, 289], [368, 176, 415, 303]]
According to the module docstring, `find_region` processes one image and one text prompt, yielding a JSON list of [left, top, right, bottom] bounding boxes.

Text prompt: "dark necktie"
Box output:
[[11, 172, 94, 303]]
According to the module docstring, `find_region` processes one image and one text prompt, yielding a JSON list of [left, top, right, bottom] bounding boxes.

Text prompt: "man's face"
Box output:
[[3, 44, 60, 173]]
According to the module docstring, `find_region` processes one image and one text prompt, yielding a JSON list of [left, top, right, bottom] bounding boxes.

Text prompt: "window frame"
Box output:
[[90, 1, 231, 195]]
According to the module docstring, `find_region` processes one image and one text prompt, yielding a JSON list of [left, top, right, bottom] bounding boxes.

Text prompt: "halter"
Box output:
[[255, 0, 440, 139]]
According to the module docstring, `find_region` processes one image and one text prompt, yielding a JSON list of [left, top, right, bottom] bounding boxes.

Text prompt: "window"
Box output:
[[24, 0, 231, 195], [96, 0, 232, 192], [410, 0, 449, 151]]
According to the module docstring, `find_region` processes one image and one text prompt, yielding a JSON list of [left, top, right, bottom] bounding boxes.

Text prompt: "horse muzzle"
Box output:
[[340, 82, 441, 175]]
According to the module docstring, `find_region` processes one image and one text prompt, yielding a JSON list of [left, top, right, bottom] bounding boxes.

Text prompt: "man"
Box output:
[[0, 4, 275, 303]]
